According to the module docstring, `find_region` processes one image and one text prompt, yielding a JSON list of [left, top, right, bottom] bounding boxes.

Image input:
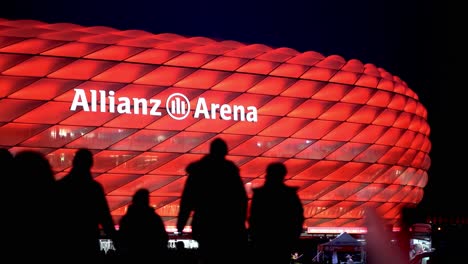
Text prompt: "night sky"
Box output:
[[1, 0, 464, 212]]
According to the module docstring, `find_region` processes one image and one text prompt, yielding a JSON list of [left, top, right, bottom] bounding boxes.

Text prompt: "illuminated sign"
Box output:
[[70, 88, 258, 122]]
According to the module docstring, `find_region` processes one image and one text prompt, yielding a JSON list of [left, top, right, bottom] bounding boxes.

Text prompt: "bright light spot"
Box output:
[[59, 128, 68, 137]]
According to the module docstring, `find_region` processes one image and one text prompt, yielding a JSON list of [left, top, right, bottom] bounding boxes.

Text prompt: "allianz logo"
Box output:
[[70, 88, 258, 122]]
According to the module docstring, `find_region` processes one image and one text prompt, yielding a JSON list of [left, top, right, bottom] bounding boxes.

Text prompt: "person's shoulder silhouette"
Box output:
[[56, 148, 116, 260], [120, 189, 168, 242], [1, 147, 14, 201], [186, 137, 229, 174], [57, 148, 99, 193], [252, 162, 301, 201], [118, 188, 169, 261], [177, 137, 248, 264], [0, 147, 13, 166], [11, 150, 59, 261], [14, 150, 56, 190], [0, 148, 13, 184], [249, 162, 305, 264]]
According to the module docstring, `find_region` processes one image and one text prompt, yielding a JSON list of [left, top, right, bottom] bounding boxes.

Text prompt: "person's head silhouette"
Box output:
[[14, 150, 55, 187], [72, 148, 94, 171], [209, 138, 228, 158], [132, 188, 150, 207], [265, 162, 287, 185]]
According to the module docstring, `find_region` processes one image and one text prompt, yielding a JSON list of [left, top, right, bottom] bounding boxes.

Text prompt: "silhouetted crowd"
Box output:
[[3, 138, 458, 264], [1, 138, 305, 264]]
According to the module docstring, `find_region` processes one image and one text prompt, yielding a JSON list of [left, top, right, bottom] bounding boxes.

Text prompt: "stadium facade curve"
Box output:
[[0, 18, 431, 232]]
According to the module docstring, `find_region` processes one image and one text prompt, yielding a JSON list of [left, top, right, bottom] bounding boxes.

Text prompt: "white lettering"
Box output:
[[70, 90, 257, 122], [109, 91, 115, 113], [149, 99, 162, 116], [219, 104, 231, 120], [90, 90, 97, 112], [99, 90, 106, 112], [194, 98, 210, 119], [211, 103, 220, 119], [117, 97, 131, 114], [70, 88, 89, 111], [133, 98, 147, 115], [193, 97, 257, 122], [232, 105, 245, 121], [246, 106, 258, 122]]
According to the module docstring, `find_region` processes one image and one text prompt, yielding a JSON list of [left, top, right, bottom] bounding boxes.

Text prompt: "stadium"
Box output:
[[0, 18, 431, 234]]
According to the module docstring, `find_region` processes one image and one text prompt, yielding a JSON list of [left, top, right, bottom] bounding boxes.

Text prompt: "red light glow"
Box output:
[[0, 18, 431, 231]]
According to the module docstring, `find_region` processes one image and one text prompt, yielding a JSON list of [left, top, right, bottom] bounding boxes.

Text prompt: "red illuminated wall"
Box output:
[[0, 18, 431, 231]]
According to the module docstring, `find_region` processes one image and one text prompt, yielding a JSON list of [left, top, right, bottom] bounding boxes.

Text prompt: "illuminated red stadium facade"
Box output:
[[0, 18, 431, 233]]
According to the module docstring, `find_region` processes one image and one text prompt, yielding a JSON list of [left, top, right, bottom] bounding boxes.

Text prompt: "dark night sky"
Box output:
[[1, 0, 464, 212]]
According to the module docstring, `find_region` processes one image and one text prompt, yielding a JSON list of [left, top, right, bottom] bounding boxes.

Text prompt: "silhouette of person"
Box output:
[[9, 150, 60, 261], [117, 188, 169, 262], [248, 162, 304, 264], [56, 148, 116, 261], [0, 147, 13, 189], [0, 147, 13, 171], [177, 137, 248, 264], [1, 148, 14, 255]]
